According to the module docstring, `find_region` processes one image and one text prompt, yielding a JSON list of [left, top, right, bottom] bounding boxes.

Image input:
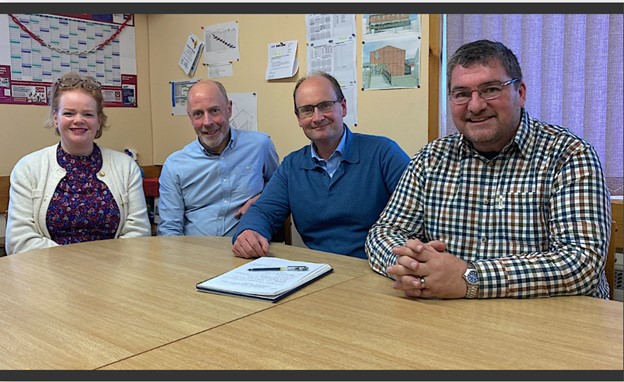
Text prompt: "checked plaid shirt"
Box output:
[[366, 109, 611, 299]]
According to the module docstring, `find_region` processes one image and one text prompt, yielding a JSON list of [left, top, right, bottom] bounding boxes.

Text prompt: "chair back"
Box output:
[[606, 200, 623, 299], [0, 176, 9, 218], [0, 176, 8, 256]]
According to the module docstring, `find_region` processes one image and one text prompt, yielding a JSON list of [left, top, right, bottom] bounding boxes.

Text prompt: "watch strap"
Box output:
[[464, 262, 479, 299]]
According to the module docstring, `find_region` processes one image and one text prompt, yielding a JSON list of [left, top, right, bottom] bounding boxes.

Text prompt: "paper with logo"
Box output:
[[265, 40, 299, 80], [178, 33, 204, 76]]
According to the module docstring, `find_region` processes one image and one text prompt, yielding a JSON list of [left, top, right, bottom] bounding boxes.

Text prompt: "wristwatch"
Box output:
[[463, 262, 479, 299]]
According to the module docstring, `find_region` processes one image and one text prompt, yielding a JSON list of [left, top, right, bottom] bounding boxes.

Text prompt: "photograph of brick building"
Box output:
[[369, 45, 408, 76], [362, 14, 420, 90]]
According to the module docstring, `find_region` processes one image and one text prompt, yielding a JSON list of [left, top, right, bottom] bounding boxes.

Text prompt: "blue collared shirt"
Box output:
[[158, 128, 279, 236], [311, 129, 346, 178]]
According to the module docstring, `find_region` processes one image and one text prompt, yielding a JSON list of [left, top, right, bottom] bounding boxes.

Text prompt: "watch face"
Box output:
[[466, 270, 479, 284]]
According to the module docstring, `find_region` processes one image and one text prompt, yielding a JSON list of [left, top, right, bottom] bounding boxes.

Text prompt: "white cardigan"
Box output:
[[6, 144, 151, 255]]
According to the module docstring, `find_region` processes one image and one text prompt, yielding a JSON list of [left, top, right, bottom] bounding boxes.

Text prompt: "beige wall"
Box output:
[[0, 14, 153, 175], [0, 14, 430, 175], [148, 14, 430, 165]]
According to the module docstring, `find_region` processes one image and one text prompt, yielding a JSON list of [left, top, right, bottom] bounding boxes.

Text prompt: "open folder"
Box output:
[[196, 257, 333, 302]]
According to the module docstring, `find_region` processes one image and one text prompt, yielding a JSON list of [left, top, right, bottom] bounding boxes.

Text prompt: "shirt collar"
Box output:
[[512, 109, 533, 159], [198, 128, 236, 157], [303, 125, 359, 169], [311, 126, 347, 163], [458, 108, 531, 160]]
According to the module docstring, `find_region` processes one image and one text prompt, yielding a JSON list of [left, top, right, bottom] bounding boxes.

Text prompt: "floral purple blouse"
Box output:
[[46, 144, 121, 245]]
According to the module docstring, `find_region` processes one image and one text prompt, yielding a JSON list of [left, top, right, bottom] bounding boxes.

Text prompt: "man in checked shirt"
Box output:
[[365, 40, 611, 299]]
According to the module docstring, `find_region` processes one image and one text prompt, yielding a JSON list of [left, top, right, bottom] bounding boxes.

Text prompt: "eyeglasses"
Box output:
[[296, 99, 341, 118], [449, 78, 519, 105], [55, 76, 102, 91]]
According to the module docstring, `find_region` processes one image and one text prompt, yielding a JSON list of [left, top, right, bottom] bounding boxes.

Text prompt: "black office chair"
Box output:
[[0, 176, 8, 257], [606, 201, 623, 300], [271, 215, 292, 245]]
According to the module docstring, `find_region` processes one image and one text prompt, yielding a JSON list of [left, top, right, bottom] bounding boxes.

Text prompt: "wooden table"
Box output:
[[0, 236, 368, 369], [0, 236, 622, 371], [104, 274, 624, 371]]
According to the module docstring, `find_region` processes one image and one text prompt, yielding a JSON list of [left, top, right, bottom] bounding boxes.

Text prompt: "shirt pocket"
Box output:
[[231, 163, 264, 197], [496, 191, 548, 251]]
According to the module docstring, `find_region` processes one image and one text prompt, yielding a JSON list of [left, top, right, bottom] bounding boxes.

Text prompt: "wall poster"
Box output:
[[0, 14, 137, 107]]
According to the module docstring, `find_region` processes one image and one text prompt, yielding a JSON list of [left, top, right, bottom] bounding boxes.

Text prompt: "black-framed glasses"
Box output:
[[449, 78, 519, 105], [55, 76, 102, 91], [296, 99, 341, 118]]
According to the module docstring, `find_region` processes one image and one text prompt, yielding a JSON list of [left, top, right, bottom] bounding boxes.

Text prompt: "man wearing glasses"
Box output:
[[232, 72, 409, 259], [366, 40, 611, 299]]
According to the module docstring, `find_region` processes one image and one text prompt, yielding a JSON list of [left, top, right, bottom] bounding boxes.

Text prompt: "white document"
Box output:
[[229, 92, 258, 131], [340, 83, 358, 128], [307, 35, 356, 87], [207, 62, 233, 78], [265, 40, 299, 80], [196, 257, 333, 302], [178, 32, 204, 76], [305, 14, 358, 127], [170, 79, 199, 116], [203, 21, 240, 65], [307, 35, 358, 126], [305, 14, 356, 43]]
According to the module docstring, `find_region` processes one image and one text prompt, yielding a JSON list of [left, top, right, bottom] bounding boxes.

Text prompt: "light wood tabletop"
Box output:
[[0, 236, 369, 369], [1, 236, 622, 371], [103, 271, 624, 370]]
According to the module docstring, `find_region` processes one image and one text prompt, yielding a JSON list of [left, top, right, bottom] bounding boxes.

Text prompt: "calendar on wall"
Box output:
[[0, 14, 138, 107]]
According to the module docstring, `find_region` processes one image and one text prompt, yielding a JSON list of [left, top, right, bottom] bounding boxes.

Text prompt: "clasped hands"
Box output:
[[386, 239, 469, 299]]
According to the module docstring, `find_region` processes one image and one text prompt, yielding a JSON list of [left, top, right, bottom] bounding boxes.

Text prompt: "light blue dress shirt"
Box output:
[[158, 128, 279, 236], [311, 129, 346, 178]]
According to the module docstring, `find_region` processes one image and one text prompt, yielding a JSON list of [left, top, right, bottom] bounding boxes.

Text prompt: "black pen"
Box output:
[[248, 266, 309, 272]]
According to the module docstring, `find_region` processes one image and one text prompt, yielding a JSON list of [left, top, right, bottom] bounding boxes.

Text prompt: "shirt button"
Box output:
[[488, 162, 495, 167], [481, 237, 488, 244], [483, 198, 489, 205]]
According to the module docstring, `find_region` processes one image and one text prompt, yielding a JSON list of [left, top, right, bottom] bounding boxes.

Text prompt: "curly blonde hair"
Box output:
[[44, 72, 109, 138]]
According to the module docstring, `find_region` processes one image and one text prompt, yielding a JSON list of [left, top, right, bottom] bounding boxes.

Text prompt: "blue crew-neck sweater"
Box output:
[[233, 127, 409, 259]]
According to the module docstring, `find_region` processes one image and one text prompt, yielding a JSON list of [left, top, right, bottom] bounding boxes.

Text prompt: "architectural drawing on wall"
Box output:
[[362, 14, 421, 90], [229, 92, 258, 132]]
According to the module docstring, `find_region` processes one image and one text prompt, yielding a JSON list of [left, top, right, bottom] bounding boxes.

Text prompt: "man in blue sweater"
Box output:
[[232, 72, 409, 259]]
